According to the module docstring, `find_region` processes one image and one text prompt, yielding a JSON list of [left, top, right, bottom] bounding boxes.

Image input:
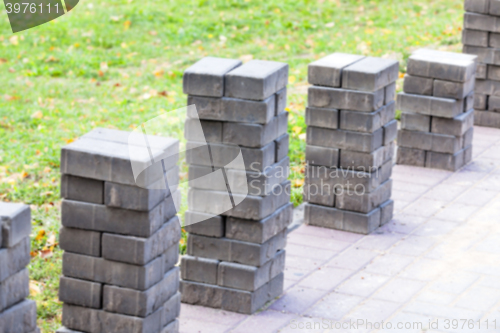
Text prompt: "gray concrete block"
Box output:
[[339, 142, 394, 171], [477, 63, 488, 79], [307, 126, 383, 153], [275, 133, 289, 162], [380, 200, 394, 226], [62, 252, 164, 291], [425, 147, 468, 171], [488, 95, 500, 111], [464, 92, 475, 111], [59, 227, 101, 257], [401, 113, 431, 132], [465, 0, 490, 13], [398, 130, 461, 154], [403, 74, 433, 96], [225, 60, 288, 100], [161, 319, 179, 333], [491, 0, 500, 15], [162, 243, 179, 275], [464, 12, 500, 33], [342, 57, 399, 92], [61, 174, 104, 204], [221, 95, 276, 124], [59, 276, 102, 309], [184, 211, 225, 237], [382, 119, 398, 145], [180, 279, 224, 309], [275, 88, 287, 115], [217, 250, 285, 291], [184, 118, 222, 143], [407, 49, 477, 82], [0, 268, 29, 313], [303, 175, 335, 207], [306, 145, 339, 167], [187, 95, 223, 120], [431, 109, 474, 136], [226, 203, 293, 244], [491, 33, 500, 49], [0, 201, 31, 249], [488, 64, 500, 81], [475, 109, 500, 127], [160, 293, 181, 330], [396, 146, 426, 167], [181, 256, 219, 285], [305, 107, 339, 129], [462, 29, 489, 47], [433, 77, 475, 99], [397, 92, 463, 118], [0, 299, 37, 333], [308, 53, 365, 87], [384, 82, 397, 105], [308, 86, 384, 112], [277, 110, 289, 135], [335, 179, 392, 214], [183, 57, 242, 97], [102, 216, 181, 265], [463, 45, 500, 65], [474, 94, 488, 110], [0, 237, 30, 283], [103, 266, 179, 318], [462, 127, 474, 149], [476, 79, 500, 96], [339, 105, 388, 133]]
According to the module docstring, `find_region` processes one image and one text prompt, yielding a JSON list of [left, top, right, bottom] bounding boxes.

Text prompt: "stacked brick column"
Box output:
[[57, 128, 181, 333], [397, 49, 476, 171], [180, 57, 292, 314], [0, 202, 39, 333], [303, 53, 398, 234], [463, 0, 500, 127]]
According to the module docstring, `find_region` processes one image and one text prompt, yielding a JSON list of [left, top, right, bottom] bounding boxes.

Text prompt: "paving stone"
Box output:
[[0, 201, 31, 249], [464, 91, 475, 111], [305, 145, 339, 167], [476, 79, 500, 97], [217, 250, 285, 291], [463, 45, 500, 65], [339, 102, 395, 133], [382, 119, 398, 145], [464, 12, 500, 33], [477, 63, 488, 79], [103, 266, 179, 317], [489, 95, 500, 111], [0, 236, 30, 282], [491, 0, 500, 15], [59, 227, 101, 257], [304, 202, 381, 234], [384, 82, 396, 105], [491, 32, 500, 49], [0, 299, 37, 333], [308, 86, 384, 112], [396, 147, 425, 167], [307, 126, 383, 153], [401, 113, 431, 132], [342, 57, 399, 92], [184, 118, 222, 143], [488, 64, 500, 80], [340, 143, 395, 171], [335, 179, 392, 214], [397, 92, 463, 118], [187, 230, 286, 267], [225, 203, 293, 243], [61, 198, 175, 238], [403, 74, 433, 96], [160, 293, 181, 329], [161, 319, 179, 333], [61, 174, 104, 204], [425, 146, 472, 171], [181, 256, 219, 285], [474, 94, 488, 110], [433, 77, 475, 99], [183, 57, 242, 97], [380, 199, 394, 225], [275, 133, 289, 162], [184, 211, 225, 237], [275, 88, 287, 115], [187, 95, 223, 120], [305, 107, 338, 130], [475, 109, 500, 127], [431, 109, 474, 137], [465, 0, 491, 14], [179, 279, 224, 309], [59, 276, 102, 309], [225, 60, 288, 101], [0, 268, 29, 313], [308, 53, 365, 87], [223, 95, 277, 124], [462, 28, 489, 47], [102, 216, 181, 265]]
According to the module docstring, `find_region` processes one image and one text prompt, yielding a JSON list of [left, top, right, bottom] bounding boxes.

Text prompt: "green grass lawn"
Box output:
[[0, 0, 464, 330]]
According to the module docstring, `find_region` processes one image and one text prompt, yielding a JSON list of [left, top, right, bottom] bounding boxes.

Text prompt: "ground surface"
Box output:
[[0, 0, 465, 330]]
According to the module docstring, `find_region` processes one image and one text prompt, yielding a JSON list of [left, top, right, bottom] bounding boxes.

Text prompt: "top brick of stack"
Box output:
[[0, 202, 31, 249]]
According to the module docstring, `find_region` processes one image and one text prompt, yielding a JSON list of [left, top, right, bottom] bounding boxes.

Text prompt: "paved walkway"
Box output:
[[179, 126, 500, 333]]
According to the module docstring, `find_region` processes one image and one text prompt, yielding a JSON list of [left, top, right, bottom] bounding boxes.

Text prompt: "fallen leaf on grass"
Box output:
[[29, 281, 41, 296]]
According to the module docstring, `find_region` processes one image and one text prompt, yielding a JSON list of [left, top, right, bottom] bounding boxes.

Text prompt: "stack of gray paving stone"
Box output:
[[180, 57, 292, 314], [56, 128, 182, 333], [397, 49, 476, 171], [463, 0, 500, 127], [303, 53, 398, 234], [0, 202, 39, 333]]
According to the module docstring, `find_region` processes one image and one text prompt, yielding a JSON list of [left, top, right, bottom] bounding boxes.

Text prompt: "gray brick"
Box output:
[[187, 164, 228, 192], [336, 179, 392, 214], [187, 95, 223, 120], [162, 319, 179, 333], [465, 91, 475, 111], [408, 49, 477, 82], [339, 142, 395, 171], [306, 145, 339, 167], [183, 57, 242, 97], [462, 127, 474, 148], [477, 63, 488, 79], [0, 237, 30, 283], [225, 60, 288, 101], [433, 77, 475, 99], [488, 64, 500, 80], [103, 266, 179, 318], [275, 88, 287, 115], [403, 74, 433, 96], [380, 200, 394, 226], [184, 211, 225, 237], [0, 268, 29, 313], [492, 0, 500, 15], [465, 0, 490, 13], [307, 126, 383, 153], [385, 82, 397, 105], [401, 113, 431, 132], [398, 130, 461, 154], [184, 118, 222, 143], [397, 93, 463, 118], [59, 276, 102, 309], [491, 32, 500, 49], [62, 252, 165, 291], [225, 203, 293, 244], [308, 53, 365, 87], [59, 227, 101, 257], [275, 133, 289, 162], [488, 95, 500, 111], [181, 256, 219, 285], [476, 79, 500, 96], [464, 12, 500, 33], [425, 146, 471, 171], [462, 29, 489, 47], [305, 107, 339, 129], [308, 86, 384, 112], [61, 174, 104, 204], [342, 57, 399, 92], [102, 216, 181, 265], [162, 243, 179, 275], [431, 109, 474, 136], [217, 250, 285, 291], [475, 109, 500, 127], [0, 299, 37, 333], [339, 103, 393, 133], [397, 146, 426, 167], [180, 279, 223, 309], [0, 201, 31, 248], [277, 110, 289, 135], [383, 119, 398, 145], [161, 293, 181, 329], [303, 174, 335, 206], [304, 202, 381, 234], [221, 96, 276, 124], [474, 94, 488, 110], [463, 45, 500, 65]]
